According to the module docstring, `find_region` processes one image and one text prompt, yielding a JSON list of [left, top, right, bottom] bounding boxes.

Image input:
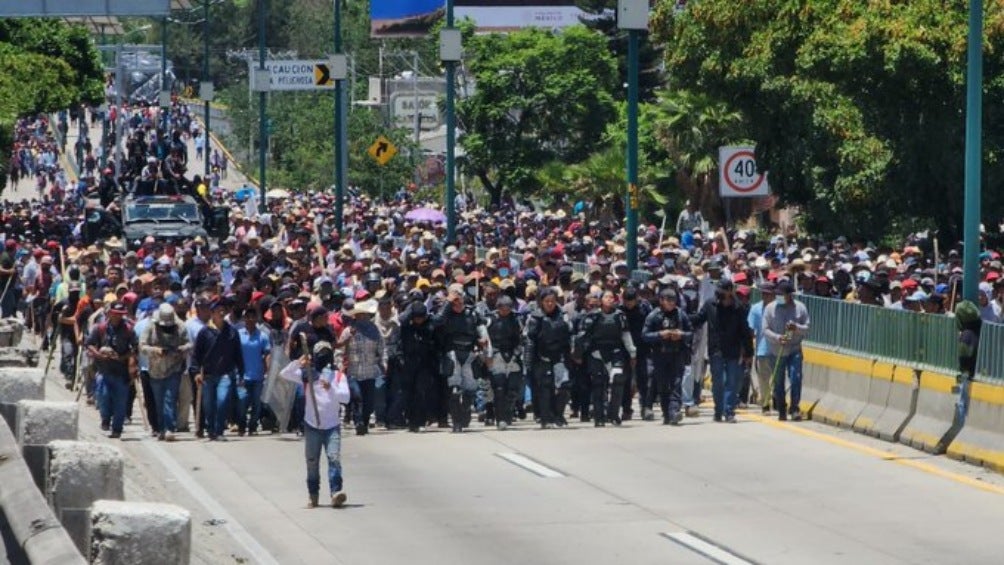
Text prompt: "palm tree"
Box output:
[[652, 89, 746, 224]]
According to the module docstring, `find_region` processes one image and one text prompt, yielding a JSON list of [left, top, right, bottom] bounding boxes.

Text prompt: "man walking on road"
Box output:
[[86, 301, 138, 439], [193, 296, 244, 441], [690, 280, 752, 423], [747, 282, 777, 413], [280, 341, 350, 509], [763, 281, 810, 421], [140, 304, 192, 441]]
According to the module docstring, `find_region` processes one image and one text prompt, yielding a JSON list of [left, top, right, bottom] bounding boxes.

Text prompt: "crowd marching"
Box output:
[[4, 99, 1004, 507]]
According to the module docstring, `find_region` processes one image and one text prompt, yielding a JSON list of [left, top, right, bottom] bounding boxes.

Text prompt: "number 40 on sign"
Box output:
[[719, 145, 769, 198]]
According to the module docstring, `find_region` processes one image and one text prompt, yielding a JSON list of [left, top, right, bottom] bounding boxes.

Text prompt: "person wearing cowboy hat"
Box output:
[[140, 303, 192, 441], [763, 281, 810, 421], [338, 299, 386, 435]]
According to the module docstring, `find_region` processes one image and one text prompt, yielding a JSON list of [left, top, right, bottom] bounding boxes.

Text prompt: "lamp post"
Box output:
[[258, 0, 268, 212], [963, 0, 983, 302], [619, 0, 648, 272], [334, 0, 346, 235], [203, 0, 211, 180], [442, 1, 461, 244]]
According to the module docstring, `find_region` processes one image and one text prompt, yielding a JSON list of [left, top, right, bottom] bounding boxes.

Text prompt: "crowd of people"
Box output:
[[4, 98, 1004, 507]]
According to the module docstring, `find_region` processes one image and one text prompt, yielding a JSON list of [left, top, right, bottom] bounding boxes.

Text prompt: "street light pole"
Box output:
[[445, 0, 457, 244], [625, 29, 640, 273], [258, 0, 268, 212], [334, 0, 345, 235], [619, 0, 647, 273], [963, 0, 983, 302], [160, 17, 168, 131], [203, 0, 211, 179]]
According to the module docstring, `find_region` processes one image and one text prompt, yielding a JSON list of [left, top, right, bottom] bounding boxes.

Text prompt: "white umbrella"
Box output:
[[266, 188, 290, 199]]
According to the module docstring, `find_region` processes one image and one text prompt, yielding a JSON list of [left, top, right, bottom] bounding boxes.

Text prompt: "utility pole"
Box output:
[[619, 0, 647, 272], [334, 0, 346, 234], [443, 0, 460, 243], [258, 0, 267, 212], [160, 17, 169, 131], [413, 51, 421, 150], [203, 0, 211, 179], [963, 0, 983, 302]]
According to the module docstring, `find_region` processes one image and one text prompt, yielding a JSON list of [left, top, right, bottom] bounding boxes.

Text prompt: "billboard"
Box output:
[[371, 1, 585, 38]]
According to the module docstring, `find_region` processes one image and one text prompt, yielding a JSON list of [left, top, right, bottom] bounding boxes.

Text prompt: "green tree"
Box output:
[[457, 26, 618, 204], [651, 89, 747, 225], [653, 0, 1004, 240], [0, 20, 103, 183]]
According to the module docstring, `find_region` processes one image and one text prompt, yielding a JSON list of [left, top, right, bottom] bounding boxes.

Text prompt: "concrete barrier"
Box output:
[[0, 419, 86, 565], [16, 400, 79, 489], [0, 367, 44, 431], [947, 381, 1004, 472], [872, 366, 918, 442], [808, 351, 874, 428], [90, 500, 192, 565], [798, 347, 831, 417], [897, 370, 960, 454], [851, 360, 895, 436], [47, 441, 125, 554]]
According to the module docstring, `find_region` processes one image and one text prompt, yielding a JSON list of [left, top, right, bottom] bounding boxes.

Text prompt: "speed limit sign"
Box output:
[[719, 146, 769, 197]]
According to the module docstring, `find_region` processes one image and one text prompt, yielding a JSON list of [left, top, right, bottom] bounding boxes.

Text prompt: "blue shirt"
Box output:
[[135, 317, 152, 371], [238, 326, 272, 381], [748, 301, 770, 357]]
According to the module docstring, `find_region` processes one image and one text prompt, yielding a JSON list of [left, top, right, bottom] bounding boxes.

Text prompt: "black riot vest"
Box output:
[[534, 311, 571, 360], [589, 310, 625, 350], [488, 313, 521, 355]]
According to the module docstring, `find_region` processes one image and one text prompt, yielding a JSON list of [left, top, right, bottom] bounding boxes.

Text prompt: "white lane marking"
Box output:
[[663, 532, 756, 565], [142, 441, 282, 565], [496, 452, 564, 478]]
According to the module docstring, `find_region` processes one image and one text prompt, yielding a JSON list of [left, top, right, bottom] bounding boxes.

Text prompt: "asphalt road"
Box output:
[[35, 349, 1004, 565]]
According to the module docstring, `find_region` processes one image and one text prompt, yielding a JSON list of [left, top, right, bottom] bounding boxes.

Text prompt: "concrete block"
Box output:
[[798, 347, 830, 417], [16, 400, 78, 446], [0, 367, 44, 430], [811, 352, 874, 428], [898, 370, 960, 454], [873, 366, 918, 442], [47, 441, 124, 554], [90, 500, 191, 565], [852, 361, 894, 436], [947, 381, 1004, 472]]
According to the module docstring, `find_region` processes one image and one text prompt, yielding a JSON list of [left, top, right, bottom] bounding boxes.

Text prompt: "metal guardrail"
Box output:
[[975, 322, 1004, 383], [798, 294, 958, 373]]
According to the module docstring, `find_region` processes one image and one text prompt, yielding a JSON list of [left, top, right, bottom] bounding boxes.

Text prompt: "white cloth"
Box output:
[[279, 361, 350, 430]]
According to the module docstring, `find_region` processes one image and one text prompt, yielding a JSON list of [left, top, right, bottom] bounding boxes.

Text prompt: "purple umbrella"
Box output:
[[405, 207, 446, 223]]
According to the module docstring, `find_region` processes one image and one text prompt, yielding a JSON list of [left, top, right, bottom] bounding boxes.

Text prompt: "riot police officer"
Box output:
[[434, 284, 491, 433], [524, 287, 573, 429], [486, 296, 523, 430], [643, 289, 693, 425], [574, 291, 637, 426], [397, 301, 436, 432]]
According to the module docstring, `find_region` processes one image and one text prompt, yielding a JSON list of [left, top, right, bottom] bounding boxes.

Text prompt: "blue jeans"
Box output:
[[770, 350, 804, 415], [709, 355, 742, 419], [350, 378, 376, 429], [149, 372, 181, 433], [236, 380, 265, 432], [99, 373, 130, 434], [201, 373, 233, 438], [304, 423, 343, 496]]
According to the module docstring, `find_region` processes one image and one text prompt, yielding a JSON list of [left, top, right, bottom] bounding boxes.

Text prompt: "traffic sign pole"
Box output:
[[625, 28, 640, 272], [445, 0, 457, 244], [258, 0, 268, 213], [963, 0, 982, 303], [203, 0, 211, 181], [334, 0, 345, 236]]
